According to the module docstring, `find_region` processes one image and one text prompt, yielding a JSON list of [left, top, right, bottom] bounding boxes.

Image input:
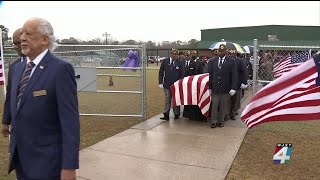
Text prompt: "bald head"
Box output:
[[13, 28, 24, 57]]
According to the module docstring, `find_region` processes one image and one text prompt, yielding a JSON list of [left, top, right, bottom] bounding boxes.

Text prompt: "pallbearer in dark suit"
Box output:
[[207, 44, 237, 128], [184, 51, 196, 76], [207, 49, 219, 119], [226, 50, 248, 120], [182, 50, 196, 119], [192, 50, 204, 74], [2, 17, 80, 180], [188, 51, 208, 121], [243, 53, 253, 97], [159, 49, 184, 120], [178, 50, 186, 66]]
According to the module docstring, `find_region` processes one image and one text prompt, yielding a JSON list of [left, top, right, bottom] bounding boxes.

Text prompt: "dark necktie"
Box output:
[[218, 58, 223, 69], [17, 62, 35, 107]]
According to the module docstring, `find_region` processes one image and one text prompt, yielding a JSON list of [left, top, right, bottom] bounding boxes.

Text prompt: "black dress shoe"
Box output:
[[230, 115, 236, 120], [211, 123, 218, 128], [235, 111, 239, 115], [160, 114, 169, 121], [160, 116, 169, 121], [218, 122, 224, 127], [174, 115, 180, 119]]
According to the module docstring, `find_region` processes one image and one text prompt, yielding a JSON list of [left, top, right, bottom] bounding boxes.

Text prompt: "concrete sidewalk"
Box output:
[[77, 93, 251, 180]]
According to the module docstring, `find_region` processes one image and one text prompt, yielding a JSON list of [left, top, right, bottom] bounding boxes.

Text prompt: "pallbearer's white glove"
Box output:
[[229, 89, 236, 96], [209, 89, 212, 94], [241, 83, 248, 89], [159, 84, 163, 89]]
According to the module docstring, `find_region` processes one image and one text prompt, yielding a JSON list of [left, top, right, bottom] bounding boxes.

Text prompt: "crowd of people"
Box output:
[[158, 45, 253, 128]]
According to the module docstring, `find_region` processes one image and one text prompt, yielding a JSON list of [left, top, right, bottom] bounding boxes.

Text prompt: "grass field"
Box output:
[[0, 68, 164, 180], [227, 120, 320, 180], [1, 68, 320, 179]]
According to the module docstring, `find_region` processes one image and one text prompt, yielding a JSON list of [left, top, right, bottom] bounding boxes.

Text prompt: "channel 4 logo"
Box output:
[[273, 143, 292, 164]]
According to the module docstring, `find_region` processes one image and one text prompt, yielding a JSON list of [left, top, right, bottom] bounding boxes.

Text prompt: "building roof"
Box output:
[[198, 25, 320, 50], [200, 24, 320, 31], [200, 25, 320, 42], [197, 40, 320, 50]]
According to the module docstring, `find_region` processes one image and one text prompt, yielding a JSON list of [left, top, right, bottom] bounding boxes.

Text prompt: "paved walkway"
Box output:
[[77, 93, 251, 180]]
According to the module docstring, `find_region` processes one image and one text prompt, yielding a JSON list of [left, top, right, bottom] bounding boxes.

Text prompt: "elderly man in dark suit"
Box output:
[[207, 44, 237, 128], [159, 49, 184, 120], [2, 17, 80, 180]]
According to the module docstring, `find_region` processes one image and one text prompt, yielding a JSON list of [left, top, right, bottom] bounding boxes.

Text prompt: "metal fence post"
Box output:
[[142, 43, 147, 119], [252, 39, 258, 95]]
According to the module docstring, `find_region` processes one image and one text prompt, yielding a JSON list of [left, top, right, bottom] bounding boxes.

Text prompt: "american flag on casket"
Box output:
[[170, 73, 211, 117]]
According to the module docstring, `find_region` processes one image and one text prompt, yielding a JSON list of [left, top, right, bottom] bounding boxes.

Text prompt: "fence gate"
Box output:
[[251, 39, 320, 95], [54, 45, 147, 118], [2, 44, 147, 119]]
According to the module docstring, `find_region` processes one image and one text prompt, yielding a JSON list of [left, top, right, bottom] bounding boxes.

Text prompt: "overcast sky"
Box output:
[[0, 1, 319, 43]]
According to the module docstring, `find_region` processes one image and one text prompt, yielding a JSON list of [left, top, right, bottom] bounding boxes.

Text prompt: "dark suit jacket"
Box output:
[[246, 60, 253, 80], [5, 51, 80, 179], [2, 57, 24, 125], [159, 58, 184, 89], [184, 60, 196, 77], [195, 60, 204, 74], [207, 56, 237, 94], [235, 57, 249, 90]]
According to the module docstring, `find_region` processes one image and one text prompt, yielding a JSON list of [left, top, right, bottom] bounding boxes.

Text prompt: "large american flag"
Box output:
[[273, 51, 311, 78], [170, 73, 211, 117], [0, 35, 4, 85], [241, 54, 320, 128]]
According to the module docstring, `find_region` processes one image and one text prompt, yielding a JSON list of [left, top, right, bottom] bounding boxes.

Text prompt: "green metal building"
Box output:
[[197, 25, 320, 51]]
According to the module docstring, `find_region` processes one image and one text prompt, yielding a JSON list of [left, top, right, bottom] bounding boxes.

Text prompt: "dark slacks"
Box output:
[[14, 149, 60, 180], [211, 93, 231, 123], [163, 88, 180, 116], [229, 90, 241, 116]]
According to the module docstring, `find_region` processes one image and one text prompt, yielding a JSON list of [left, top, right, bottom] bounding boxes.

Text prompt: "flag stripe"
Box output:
[[182, 76, 189, 104], [192, 75, 199, 104], [248, 112, 320, 128], [247, 106, 320, 128], [179, 78, 184, 105], [187, 76, 194, 104], [245, 89, 320, 124]]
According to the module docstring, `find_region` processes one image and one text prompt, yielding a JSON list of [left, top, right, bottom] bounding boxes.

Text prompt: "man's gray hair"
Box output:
[[31, 17, 58, 51]]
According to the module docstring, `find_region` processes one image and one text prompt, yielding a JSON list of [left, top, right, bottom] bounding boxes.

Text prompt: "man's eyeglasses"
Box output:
[[13, 42, 21, 46]]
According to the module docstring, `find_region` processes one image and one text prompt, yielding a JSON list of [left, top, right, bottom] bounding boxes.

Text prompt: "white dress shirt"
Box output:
[[26, 49, 48, 77]]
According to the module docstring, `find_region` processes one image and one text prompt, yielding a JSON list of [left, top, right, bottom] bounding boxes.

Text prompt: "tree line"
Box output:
[[1, 25, 198, 49]]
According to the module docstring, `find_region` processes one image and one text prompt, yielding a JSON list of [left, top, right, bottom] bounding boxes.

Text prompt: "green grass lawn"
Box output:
[[1, 68, 320, 179], [227, 120, 320, 180], [0, 68, 164, 180]]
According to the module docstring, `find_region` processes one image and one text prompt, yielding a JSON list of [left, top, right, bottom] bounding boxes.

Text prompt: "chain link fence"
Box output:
[[1, 44, 147, 118], [251, 39, 320, 95]]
